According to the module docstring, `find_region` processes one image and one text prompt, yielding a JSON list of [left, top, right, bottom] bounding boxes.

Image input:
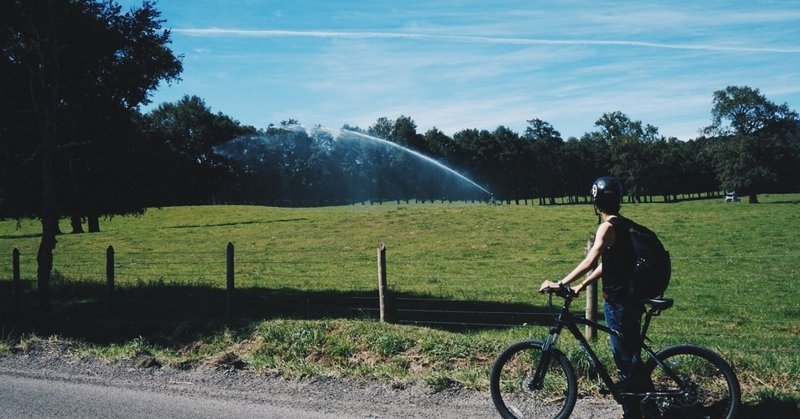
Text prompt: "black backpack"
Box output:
[[621, 218, 671, 298]]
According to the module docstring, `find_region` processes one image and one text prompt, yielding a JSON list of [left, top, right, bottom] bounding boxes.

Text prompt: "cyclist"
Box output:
[[539, 176, 646, 419]]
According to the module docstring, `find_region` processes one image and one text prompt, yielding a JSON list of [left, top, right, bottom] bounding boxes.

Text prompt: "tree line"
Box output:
[[182, 87, 800, 207], [1, 1, 799, 311]]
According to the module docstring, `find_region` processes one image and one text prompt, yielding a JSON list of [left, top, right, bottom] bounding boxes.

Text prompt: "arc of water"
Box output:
[[331, 128, 491, 196], [268, 124, 491, 196]]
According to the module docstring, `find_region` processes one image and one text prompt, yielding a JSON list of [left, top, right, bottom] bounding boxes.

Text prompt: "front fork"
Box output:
[[529, 325, 562, 390]]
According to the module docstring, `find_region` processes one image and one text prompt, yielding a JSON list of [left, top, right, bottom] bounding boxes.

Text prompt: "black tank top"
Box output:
[[602, 216, 636, 301]]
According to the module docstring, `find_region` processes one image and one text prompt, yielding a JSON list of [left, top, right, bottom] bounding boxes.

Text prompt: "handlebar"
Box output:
[[546, 283, 577, 300], [543, 283, 577, 313]]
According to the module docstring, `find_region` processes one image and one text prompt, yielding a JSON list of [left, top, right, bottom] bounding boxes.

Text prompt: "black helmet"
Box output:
[[591, 176, 622, 212]]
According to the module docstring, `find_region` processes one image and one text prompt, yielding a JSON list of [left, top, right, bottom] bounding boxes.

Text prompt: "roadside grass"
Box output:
[[1, 194, 799, 407]]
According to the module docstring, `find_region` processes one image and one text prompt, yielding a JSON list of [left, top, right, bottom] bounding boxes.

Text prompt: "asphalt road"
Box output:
[[0, 362, 502, 419], [0, 341, 630, 419], [0, 342, 795, 418], [1, 372, 322, 419]]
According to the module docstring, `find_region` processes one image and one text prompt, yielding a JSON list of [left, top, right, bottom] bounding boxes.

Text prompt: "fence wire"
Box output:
[[2, 246, 798, 355]]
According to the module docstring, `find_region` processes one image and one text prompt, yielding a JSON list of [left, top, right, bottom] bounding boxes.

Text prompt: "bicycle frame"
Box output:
[[533, 294, 686, 405]]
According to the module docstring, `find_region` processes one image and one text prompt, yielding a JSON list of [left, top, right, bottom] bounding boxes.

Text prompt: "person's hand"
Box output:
[[538, 280, 560, 293], [571, 283, 583, 297]]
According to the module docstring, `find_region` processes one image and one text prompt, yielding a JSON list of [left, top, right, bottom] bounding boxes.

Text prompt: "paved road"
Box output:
[[0, 363, 501, 419], [1, 372, 322, 419], [0, 343, 792, 418], [0, 352, 623, 419]]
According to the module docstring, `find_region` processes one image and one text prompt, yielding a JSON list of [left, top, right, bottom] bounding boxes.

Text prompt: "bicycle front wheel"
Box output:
[[645, 344, 740, 419], [490, 340, 577, 419]]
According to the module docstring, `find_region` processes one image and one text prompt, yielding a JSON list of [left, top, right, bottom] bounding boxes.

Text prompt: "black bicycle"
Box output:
[[490, 285, 740, 418]]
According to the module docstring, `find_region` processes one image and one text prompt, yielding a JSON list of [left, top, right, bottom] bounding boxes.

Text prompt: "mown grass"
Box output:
[[1, 195, 799, 406]]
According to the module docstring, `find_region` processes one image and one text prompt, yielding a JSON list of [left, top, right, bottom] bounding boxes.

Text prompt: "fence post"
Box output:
[[12, 248, 20, 312], [377, 243, 390, 323], [226, 242, 234, 322], [585, 235, 598, 341], [106, 245, 114, 314]]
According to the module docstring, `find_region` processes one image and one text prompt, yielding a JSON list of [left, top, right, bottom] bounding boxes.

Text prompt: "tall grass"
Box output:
[[1, 195, 798, 403]]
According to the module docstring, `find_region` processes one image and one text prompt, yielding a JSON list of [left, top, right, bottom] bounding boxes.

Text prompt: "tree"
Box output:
[[2, 0, 182, 311], [588, 111, 667, 202], [144, 96, 249, 205], [704, 86, 799, 202], [524, 118, 563, 203], [367, 117, 393, 140], [391, 115, 427, 153], [492, 126, 527, 203]]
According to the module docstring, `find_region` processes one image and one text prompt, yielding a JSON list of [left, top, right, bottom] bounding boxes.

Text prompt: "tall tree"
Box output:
[[144, 95, 249, 205], [704, 86, 799, 202], [2, 0, 182, 311], [524, 118, 563, 203], [589, 111, 664, 202], [391, 115, 426, 153]]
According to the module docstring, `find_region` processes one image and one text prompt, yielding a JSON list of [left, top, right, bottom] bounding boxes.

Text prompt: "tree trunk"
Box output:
[[70, 215, 84, 234], [749, 191, 759, 203], [38, 122, 57, 313], [88, 213, 100, 232]]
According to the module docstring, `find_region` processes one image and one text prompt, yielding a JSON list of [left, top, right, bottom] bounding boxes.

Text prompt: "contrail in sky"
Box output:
[[174, 28, 800, 54]]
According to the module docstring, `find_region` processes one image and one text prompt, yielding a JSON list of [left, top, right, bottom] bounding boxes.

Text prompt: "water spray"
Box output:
[[302, 127, 494, 197], [220, 123, 494, 198]]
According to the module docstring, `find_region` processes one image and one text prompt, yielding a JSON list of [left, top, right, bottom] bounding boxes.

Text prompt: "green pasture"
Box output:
[[1, 195, 799, 404]]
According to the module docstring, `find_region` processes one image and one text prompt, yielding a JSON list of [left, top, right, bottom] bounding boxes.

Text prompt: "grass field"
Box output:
[[1, 195, 799, 405]]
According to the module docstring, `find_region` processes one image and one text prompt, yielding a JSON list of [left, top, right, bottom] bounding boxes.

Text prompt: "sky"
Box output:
[[118, 0, 800, 141]]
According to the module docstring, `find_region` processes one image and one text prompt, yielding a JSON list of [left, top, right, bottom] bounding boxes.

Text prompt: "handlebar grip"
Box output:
[[548, 283, 576, 299]]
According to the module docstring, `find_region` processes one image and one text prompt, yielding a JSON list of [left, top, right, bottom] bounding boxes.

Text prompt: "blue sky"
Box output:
[[119, 0, 800, 140]]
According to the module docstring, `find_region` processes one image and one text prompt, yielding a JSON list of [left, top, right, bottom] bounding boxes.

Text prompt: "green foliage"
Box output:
[[143, 95, 254, 205], [704, 86, 800, 201], [1, 0, 183, 220]]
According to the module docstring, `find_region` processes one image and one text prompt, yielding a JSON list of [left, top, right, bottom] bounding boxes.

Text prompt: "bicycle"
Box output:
[[490, 284, 740, 418]]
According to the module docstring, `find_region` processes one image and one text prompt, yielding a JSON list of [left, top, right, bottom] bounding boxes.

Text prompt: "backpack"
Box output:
[[621, 218, 671, 298]]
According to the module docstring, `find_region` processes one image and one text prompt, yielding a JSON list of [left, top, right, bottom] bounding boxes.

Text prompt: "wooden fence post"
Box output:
[[585, 235, 598, 341], [106, 245, 114, 314], [12, 248, 20, 311], [377, 243, 390, 323], [226, 242, 234, 322]]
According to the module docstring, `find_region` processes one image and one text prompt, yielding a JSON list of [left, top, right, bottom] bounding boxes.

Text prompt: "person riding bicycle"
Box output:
[[539, 176, 647, 419]]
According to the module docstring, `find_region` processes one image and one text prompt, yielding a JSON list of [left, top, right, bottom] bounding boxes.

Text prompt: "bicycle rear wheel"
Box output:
[[490, 340, 577, 419], [644, 344, 740, 419]]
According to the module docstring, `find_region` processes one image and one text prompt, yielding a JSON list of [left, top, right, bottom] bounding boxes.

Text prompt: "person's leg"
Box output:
[[620, 302, 645, 376], [605, 300, 645, 419], [605, 301, 637, 380]]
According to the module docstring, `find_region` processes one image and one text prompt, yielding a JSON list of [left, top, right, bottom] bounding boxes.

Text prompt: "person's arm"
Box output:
[[572, 262, 601, 295], [539, 221, 614, 293]]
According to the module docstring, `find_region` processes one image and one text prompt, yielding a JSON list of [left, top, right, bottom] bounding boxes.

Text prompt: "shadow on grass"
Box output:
[[165, 217, 309, 229], [0, 280, 553, 346]]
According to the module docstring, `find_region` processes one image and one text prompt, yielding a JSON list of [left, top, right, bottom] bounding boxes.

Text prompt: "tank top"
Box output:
[[602, 216, 636, 301]]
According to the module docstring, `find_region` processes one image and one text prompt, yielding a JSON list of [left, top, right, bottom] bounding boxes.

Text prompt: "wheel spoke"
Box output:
[[491, 341, 576, 419], [648, 345, 740, 419]]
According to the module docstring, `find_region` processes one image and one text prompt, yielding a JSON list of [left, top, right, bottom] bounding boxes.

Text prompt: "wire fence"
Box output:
[[3, 243, 799, 356]]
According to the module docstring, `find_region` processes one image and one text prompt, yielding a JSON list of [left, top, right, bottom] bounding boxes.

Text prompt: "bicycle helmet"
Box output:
[[591, 176, 622, 213]]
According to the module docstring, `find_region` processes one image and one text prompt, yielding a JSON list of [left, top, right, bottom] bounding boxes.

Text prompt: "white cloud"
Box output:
[[173, 28, 800, 54], [145, 0, 799, 144]]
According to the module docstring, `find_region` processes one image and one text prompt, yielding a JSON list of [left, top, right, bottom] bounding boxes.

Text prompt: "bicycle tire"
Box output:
[[644, 344, 741, 419], [490, 340, 577, 419]]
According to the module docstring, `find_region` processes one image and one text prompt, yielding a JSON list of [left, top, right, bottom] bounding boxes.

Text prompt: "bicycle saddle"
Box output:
[[640, 298, 674, 310]]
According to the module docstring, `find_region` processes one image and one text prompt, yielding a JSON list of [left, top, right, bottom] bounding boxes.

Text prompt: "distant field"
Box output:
[[1, 194, 799, 401]]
